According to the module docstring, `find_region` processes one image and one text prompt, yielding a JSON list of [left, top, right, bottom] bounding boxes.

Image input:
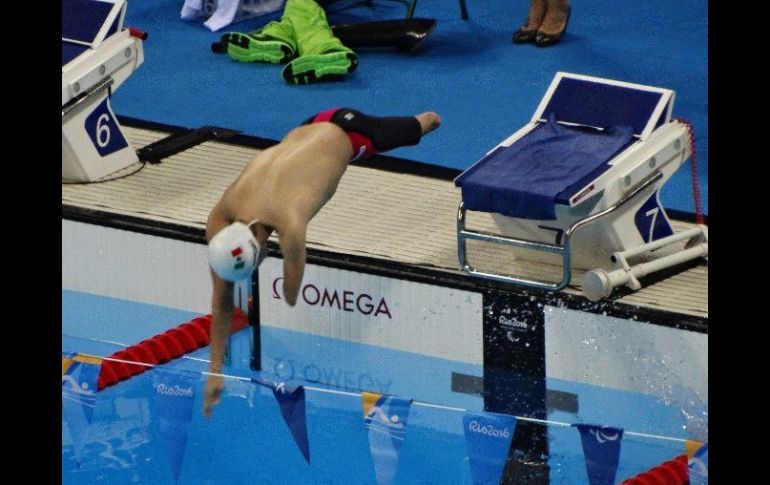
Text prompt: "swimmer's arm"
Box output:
[[208, 273, 233, 373], [206, 199, 232, 241], [206, 203, 234, 374], [278, 221, 307, 307]]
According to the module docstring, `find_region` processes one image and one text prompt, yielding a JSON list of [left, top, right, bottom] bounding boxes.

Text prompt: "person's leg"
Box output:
[[281, 0, 358, 84], [414, 112, 442, 137], [513, 0, 547, 44], [536, 0, 570, 47], [302, 108, 440, 159], [212, 16, 298, 64]]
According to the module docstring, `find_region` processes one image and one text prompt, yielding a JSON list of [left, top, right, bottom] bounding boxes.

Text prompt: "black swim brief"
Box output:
[[302, 108, 423, 161]]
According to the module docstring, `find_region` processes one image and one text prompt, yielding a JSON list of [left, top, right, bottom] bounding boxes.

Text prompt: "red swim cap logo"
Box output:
[[231, 246, 245, 270]]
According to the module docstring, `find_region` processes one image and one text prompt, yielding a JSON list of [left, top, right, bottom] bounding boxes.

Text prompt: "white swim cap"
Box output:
[[207, 221, 261, 282]]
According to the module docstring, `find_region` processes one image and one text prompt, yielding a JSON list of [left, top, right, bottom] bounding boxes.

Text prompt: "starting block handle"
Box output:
[[582, 225, 708, 301], [62, 76, 113, 121]]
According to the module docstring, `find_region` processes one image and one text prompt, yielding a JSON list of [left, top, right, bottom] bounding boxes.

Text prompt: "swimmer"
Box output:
[[203, 108, 441, 417]]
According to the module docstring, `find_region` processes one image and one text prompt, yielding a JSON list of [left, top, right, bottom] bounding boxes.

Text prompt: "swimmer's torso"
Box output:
[[221, 123, 354, 230]]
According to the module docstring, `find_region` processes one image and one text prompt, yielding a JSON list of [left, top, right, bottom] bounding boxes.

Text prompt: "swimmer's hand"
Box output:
[[203, 374, 225, 418]]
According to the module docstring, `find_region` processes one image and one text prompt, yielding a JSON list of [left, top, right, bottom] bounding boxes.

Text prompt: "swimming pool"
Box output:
[[62, 206, 706, 484], [63, 287, 705, 484]]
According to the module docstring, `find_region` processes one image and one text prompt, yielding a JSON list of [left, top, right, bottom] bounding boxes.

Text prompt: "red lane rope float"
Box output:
[[97, 309, 249, 391], [619, 454, 688, 485]]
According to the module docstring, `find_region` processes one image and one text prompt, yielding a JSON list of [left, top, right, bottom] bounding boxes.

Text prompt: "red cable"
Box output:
[[97, 309, 248, 391], [619, 454, 689, 485], [673, 117, 705, 225]]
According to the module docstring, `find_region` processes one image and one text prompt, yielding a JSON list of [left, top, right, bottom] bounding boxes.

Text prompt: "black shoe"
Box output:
[[512, 26, 538, 44], [281, 52, 358, 85], [331, 18, 438, 54], [535, 6, 570, 47]]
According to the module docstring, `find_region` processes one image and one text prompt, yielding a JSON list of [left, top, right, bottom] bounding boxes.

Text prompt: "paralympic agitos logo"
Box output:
[[272, 278, 392, 318]]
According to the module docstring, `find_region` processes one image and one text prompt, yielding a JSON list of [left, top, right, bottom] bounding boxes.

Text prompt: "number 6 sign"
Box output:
[[85, 98, 129, 156]]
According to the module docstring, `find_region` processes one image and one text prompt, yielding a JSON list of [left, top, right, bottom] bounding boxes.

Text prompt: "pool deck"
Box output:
[[62, 121, 707, 327]]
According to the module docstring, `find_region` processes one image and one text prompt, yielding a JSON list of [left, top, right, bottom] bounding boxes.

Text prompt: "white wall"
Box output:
[[64, 219, 706, 409], [62, 219, 484, 364], [62, 219, 212, 314], [544, 305, 708, 405], [258, 258, 484, 364]]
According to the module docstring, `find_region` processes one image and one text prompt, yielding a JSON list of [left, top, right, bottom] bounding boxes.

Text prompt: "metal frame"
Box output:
[[456, 172, 664, 291], [61, 77, 114, 121], [581, 225, 708, 301]]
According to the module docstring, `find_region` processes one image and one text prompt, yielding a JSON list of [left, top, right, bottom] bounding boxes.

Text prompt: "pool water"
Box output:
[[63, 290, 700, 484]]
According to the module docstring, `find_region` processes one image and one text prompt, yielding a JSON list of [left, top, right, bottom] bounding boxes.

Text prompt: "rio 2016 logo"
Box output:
[[468, 420, 511, 438], [155, 383, 193, 397]]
